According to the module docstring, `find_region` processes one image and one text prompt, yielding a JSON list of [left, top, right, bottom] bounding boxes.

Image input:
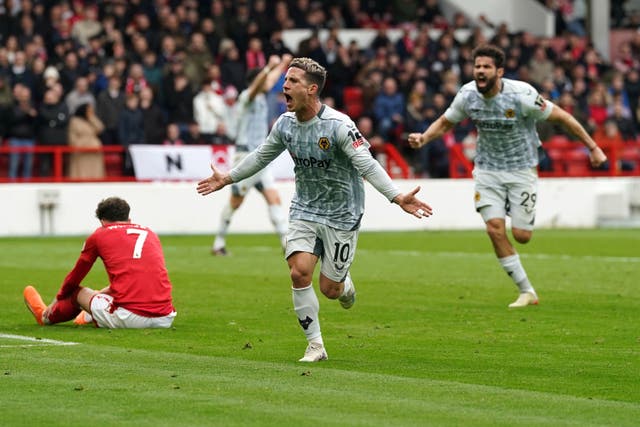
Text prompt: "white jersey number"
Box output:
[[126, 229, 149, 259]]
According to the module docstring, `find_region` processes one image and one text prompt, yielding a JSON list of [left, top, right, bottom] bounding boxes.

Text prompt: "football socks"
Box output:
[[292, 283, 322, 344], [499, 254, 536, 295]]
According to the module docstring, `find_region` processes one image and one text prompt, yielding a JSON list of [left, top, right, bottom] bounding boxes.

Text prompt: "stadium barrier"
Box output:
[[0, 144, 134, 183], [1, 177, 638, 237], [449, 137, 640, 179], [2, 138, 639, 184]]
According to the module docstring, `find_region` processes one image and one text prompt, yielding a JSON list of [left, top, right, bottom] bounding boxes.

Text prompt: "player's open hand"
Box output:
[[197, 163, 231, 196], [281, 53, 293, 67], [267, 55, 281, 69], [393, 186, 433, 219], [407, 133, 425, 149], [589, 146, 607, 168]]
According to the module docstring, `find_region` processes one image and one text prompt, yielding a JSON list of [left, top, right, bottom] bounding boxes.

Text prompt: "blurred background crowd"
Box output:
[[1, 0, 639, 180]]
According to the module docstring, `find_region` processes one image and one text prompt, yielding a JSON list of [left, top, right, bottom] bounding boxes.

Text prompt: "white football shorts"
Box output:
[[472, 167, 538, 230], [90, 293, 176, 329], [285, 219, 358, 283]]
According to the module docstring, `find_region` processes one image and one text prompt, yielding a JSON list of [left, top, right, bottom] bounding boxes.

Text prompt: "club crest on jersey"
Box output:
[[318, 137, 331, 150], [474, 191, 481, 202], [505, 108, 516, 118]]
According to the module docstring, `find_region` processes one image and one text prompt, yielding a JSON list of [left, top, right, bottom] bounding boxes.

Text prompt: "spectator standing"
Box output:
[[7, 84, 37, 180], [139, 86, 166, 145], [37, 89, 70, 177], [95, 75, 125, 146], [142, 51, 163, 92], [373, 76, 405, 142], [9, 51, 35, 93], [528, 46, 555, 89], [220, 44, 246, 92], [118, 94, 145, 175], [245, 36, 266, 71], [0, 75, 12, 140], [356, 115, 386, 160], [163, 123, 184, 145], [124, 63, 149, 95], [184, 32, 213, 91], [625, 69, 640, 128], [59, 51, 83, 94], [68, 103, 105, 180], [162, 57, 194, 135], [183, 121, 204, 145], [71, 4, 103, 48], [65, 76, 96, 115], [193, 78, 227, 144]]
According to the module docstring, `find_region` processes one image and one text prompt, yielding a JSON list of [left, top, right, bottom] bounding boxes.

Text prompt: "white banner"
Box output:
[[129, 145, 234, 180]]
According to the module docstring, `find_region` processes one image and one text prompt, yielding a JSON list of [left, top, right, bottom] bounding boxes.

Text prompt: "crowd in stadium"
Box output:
[[0, 0, 639, 180]]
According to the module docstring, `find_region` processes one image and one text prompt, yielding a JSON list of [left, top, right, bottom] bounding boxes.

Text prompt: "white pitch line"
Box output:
[[0, 333, 78, 347], [244, 246, 640, 263], [356, 249, 640, 263]]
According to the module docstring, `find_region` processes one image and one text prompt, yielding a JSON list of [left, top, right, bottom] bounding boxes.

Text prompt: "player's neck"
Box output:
[[295, 99, 322, 122], [483, 79, 503, 99], [100, 219, 132, 226]]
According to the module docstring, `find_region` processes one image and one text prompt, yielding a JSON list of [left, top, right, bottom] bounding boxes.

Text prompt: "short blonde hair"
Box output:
[[289, 57, 327, 95]]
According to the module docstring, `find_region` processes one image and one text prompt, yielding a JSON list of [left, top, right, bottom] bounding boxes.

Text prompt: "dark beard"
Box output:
[[475, 75, 497, 94]]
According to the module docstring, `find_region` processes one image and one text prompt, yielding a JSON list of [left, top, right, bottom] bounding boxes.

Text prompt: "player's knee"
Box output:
[[485, 220, 506, 241], [513, 229, 532, 244], [289, 266, 312, 286], [319, 278, 341, 299], [230, 197, 243, 209], [263, 189, 281, 205]]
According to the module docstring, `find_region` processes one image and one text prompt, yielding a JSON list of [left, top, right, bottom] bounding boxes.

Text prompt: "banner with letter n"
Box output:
[[129, 145, 235, 180]]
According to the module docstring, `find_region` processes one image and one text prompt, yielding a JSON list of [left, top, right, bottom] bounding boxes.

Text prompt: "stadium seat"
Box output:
[[343, 86, 364, 119], [105, 153, 124, 177]]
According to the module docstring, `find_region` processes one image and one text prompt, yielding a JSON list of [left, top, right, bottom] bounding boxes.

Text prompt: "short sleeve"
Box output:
[[443, 90, 468, 124], [336, 119, 371, 158], [520, 85, 554, 121]]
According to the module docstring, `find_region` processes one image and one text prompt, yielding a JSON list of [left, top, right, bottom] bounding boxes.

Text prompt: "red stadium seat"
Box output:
[[343, 86, 364, 119]]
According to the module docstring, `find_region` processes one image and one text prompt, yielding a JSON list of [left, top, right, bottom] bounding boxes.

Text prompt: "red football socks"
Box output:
[[46, 288, 82, 324]]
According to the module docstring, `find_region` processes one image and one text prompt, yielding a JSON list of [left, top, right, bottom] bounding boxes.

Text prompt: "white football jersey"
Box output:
[[444, 78, 554, 171], [230, 105, 399, 230], [234, 90, 269, 151]]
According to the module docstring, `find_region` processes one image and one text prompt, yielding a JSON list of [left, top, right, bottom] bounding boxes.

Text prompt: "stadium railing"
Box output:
[[2, 139, 638, 182], [449, 137, 640, 178], [0, 145, 133, 183]]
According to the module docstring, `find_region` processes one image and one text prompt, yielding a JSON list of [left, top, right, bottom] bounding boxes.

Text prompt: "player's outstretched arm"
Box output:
[[408, 116, 454, 149], [392, 186, 433, 219], [547, 105, 608, 167], [197, 163, 233, 196]]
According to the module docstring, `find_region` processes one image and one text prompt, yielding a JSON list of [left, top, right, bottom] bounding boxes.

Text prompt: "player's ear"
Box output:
[[497, 67, 504, 78]]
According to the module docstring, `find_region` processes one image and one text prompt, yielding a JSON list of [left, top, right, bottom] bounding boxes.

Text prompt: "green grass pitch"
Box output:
[[1, 229, 639, 426]]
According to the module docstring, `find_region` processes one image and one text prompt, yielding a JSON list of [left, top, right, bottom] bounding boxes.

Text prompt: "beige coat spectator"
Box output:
[[68, 103, 106, 179]]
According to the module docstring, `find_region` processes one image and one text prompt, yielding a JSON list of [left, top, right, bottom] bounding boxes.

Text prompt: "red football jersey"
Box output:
[[57, 222, 175, 317]]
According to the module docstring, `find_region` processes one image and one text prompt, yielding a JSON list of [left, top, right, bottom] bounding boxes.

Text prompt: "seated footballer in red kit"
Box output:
[[23, 197, 177, 328]]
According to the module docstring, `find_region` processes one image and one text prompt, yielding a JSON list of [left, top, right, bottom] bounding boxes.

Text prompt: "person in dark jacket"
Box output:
[[95, 75, 125, 146], [37, 89, 70, 177], [162, 59, 194, 137], [117, 93, 144, 175], [7, 84, 38, 180], [139, 86, 166, 144]]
